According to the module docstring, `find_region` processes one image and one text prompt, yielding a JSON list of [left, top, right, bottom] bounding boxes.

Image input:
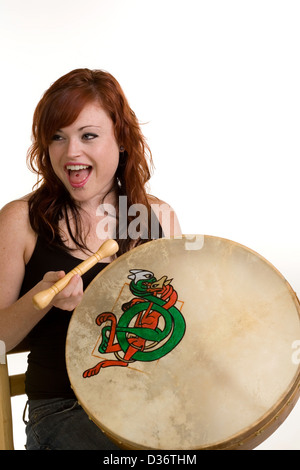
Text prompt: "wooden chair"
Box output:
[[0, 341, 29, 450]]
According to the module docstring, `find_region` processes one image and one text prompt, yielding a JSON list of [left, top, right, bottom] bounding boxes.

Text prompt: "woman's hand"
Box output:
[[40, 271, 84, 311]]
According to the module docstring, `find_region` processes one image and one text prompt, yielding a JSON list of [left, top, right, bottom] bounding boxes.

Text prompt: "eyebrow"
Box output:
[[79, 125, 101, 130], [57, 125, 101, 132]]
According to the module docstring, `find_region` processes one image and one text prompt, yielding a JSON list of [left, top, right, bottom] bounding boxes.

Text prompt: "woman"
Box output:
[[0, 69, 181, 450]]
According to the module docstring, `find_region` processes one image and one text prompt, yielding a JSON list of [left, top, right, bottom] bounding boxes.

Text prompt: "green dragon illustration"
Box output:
[[83, 269, 186, 377]]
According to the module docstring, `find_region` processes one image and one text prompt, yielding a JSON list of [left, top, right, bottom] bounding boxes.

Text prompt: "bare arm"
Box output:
[[0, 200, 83, 351]]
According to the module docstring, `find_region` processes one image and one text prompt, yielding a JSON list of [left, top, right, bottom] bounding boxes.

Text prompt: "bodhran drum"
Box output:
[[66, 235, 300, 450]]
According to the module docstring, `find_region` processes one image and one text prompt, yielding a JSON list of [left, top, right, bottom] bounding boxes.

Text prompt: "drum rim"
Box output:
[[66, 234, 300, 450]]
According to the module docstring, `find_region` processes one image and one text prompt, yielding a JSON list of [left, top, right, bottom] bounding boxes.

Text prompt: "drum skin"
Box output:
[[66, 235, 300, 450]]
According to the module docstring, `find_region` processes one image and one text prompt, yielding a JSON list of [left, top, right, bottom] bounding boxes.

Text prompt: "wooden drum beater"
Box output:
[[32, 239, 119, 310]]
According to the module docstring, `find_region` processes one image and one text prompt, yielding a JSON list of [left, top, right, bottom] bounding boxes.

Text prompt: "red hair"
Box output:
[[27, 68, 154, 254]]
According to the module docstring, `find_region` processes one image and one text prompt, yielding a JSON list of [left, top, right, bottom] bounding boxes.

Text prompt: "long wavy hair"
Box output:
[[27, 68, 154, 255]]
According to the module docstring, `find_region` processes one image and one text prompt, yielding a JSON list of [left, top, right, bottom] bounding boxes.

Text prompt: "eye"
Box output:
[[82, 133, 98, 141], [51, 134, 64, 141]]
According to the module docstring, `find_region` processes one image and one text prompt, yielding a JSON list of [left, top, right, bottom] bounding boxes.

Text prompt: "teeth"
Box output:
[[66, 165, 90, 171]]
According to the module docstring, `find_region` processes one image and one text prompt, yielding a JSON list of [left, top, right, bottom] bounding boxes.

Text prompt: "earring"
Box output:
[[119, 145, 125, 152]]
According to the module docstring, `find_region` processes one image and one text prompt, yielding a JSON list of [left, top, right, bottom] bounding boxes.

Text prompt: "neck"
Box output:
[[75, 187, 118, 215]]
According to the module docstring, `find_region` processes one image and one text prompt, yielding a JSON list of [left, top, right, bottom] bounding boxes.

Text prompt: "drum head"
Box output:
[[66, 235, 300, 450]]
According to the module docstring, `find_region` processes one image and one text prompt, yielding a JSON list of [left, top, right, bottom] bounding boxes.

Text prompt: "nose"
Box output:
[[66, 137, 82, 158]]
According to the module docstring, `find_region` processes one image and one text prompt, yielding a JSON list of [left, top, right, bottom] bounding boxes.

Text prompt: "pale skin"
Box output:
[[0, 101, 181, 351]]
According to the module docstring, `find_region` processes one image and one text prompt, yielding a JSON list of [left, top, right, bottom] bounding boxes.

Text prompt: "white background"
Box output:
[[1, 0, 299, 450]]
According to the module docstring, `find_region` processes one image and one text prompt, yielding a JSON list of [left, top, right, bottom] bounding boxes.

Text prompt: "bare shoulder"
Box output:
[[0, 197, 36, 263], [147, 194, 173, 208], [147, 195, 182, 237], [0, 192, 34, 221], [0, 198, 30, 229]]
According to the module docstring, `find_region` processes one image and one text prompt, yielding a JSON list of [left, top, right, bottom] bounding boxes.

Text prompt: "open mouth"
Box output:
[[64, 163, 92, 188]]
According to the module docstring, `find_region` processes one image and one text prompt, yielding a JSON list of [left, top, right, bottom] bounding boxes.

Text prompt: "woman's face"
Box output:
[[48, 101, 120, 206]]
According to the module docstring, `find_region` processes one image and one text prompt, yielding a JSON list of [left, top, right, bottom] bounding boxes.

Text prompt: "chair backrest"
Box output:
[[0, 342, 28, 450]]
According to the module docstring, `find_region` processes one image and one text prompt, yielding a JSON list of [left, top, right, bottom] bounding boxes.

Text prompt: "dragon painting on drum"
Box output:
[[83, 269, 186, 377]]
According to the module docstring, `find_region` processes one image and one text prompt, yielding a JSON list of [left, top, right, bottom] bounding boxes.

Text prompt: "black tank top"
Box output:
[[20, 222, 164, 399], [20, 237, 109, 399]]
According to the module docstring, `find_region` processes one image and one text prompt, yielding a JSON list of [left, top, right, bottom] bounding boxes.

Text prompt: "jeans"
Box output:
[[25, 398, 121, 450]]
